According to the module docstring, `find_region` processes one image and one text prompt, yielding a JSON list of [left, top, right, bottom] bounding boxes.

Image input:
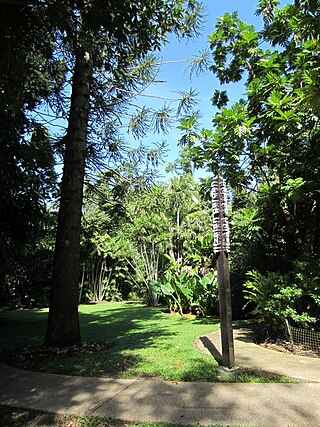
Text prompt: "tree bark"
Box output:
[[45, 50, 93, 347]]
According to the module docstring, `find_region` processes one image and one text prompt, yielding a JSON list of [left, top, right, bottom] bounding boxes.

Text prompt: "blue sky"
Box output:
[[46, 1, 290, 179], [130, 0, 289, 179]]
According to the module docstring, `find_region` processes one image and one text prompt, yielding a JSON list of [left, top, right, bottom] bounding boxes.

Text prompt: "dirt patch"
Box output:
[[0, 405, 81, 427], [0, 405, 128, 427], [0, 341, 113, 364], [260, 339, 320, 358]]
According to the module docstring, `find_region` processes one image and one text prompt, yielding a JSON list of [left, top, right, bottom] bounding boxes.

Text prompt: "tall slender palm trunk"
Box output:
[[45, 50, 93, 347]]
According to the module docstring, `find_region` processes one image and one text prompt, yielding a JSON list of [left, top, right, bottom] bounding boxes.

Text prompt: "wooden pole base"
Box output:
[[217, 251, 235, 368]]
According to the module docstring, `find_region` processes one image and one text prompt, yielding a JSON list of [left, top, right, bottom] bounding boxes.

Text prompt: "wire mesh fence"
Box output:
[[283, 320, 320, 356]]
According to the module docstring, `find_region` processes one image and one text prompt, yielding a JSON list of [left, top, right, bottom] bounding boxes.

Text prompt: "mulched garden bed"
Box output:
[[259, 338, 320, 358], [0, 341, 113, 364]]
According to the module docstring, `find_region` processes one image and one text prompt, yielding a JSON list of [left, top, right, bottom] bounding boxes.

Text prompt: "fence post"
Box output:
[[285, 318, 294, 351]]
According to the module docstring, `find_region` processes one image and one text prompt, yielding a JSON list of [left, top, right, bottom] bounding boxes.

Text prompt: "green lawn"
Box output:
[[0, 302, 221, 381], [0, 302, 293, 383]]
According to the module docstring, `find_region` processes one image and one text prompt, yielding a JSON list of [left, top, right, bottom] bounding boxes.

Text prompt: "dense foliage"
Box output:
[[179, 0, 320, 333], [0, 2, 61, 298], [1, 0, 205, 347], [2, 0, 320, 342], [81, 172, 218, 315]]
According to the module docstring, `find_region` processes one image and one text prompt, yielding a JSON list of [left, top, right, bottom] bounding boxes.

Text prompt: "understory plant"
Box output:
[[3, 251, 53, 308], [150, 257, 218, 315], [243, 270, 317, 337]]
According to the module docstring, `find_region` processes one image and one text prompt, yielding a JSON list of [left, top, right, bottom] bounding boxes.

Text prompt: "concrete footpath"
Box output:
[[197, 327, 320, 383], [1, 328, 320, 426]]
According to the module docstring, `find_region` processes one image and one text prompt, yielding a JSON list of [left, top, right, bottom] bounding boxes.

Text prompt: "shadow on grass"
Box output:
[[0, 303, 221, 380], [0, 303, 168, 348], [1, 308, 314, 426], [190, 315, 219, 325], [0, 309, 48, 350]]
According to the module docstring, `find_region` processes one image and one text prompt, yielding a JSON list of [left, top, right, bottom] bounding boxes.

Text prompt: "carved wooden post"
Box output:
[[211, 175, 235, 368]]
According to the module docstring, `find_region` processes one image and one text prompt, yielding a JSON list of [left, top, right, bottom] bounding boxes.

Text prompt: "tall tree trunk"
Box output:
[[45, 50, 93, 347]]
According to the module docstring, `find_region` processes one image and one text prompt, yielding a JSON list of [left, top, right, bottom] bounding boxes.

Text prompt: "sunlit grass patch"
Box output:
[[0, 302, 298, 383], [0, 302, 220, 381]]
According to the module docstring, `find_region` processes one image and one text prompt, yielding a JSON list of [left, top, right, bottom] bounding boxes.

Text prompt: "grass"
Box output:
[[0, 405, 246, 427], [0, 302, 293, 382], [0, 302, 221, 381]]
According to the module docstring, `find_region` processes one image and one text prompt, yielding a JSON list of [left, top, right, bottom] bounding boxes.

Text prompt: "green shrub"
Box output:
[[243, 270, 316, 337], [2, 252, 53, 308], [150, 266, 218, 316]]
